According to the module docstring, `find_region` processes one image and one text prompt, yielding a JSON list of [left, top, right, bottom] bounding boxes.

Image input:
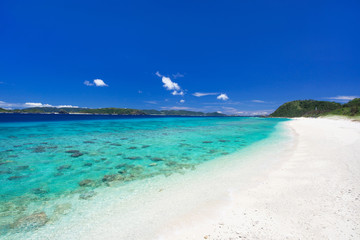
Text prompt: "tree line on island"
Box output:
[[270, 98, 360, 117], [0, 107, 226, 116], [1, 98, 359, 117]]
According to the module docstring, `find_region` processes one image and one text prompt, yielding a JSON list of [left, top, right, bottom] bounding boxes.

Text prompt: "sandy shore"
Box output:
[[17, 118, 360, 240], [162, 118, 360, 239]]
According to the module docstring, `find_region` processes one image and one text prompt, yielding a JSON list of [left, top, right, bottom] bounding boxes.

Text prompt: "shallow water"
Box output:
[[0, 115, 287, 237]]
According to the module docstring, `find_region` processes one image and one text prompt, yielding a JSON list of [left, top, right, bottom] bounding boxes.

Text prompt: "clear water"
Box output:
[[0, 115, 287, 236]]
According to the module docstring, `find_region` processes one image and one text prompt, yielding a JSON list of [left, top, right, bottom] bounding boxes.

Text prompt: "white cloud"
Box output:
[[0, 101, 18, 108], [193, 92, 219, 97], [25, 102, 53, 107], [57, 105, 79, 108], [84, 79, 108, 87], [251, 100, 265, 103], [161, 106, 190, 110], [172, 90, 184, 96], [193, 92, 229, 100], [180, 99, 185, 103], [217, 93, 229, 101], [0, 100, 80, 109], [144, 101, 158, 104], [218, 106, 272, 116], [162, 76, 180, 91], [172, 73, 184, 78], [93, 79, 108, 87], [325, 96, 358, 101], [155, 71, 162, 77], [84, 80, 93, 86], [237, 110, 273, 116], [220, 107, 238, 114], [25, 103, 79, 108], [156, 71, 184, 96]]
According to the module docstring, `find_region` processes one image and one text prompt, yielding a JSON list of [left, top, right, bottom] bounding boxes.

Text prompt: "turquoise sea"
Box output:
[[0, 115, 288, 237]]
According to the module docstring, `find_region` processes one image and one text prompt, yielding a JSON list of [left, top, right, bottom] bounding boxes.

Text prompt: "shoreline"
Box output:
[[167, 118, 360, 239], [9, 118, 293, 240], [6, 118, 360, 239]]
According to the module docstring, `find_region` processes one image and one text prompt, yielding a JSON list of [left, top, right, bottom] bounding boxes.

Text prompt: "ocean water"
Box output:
[[0, 114, 288, 237]]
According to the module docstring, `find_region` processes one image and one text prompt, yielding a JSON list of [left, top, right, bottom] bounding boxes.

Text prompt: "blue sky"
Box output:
[[1, 0, 359, 115]]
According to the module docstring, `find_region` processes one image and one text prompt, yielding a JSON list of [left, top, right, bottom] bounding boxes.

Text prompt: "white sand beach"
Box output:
[[19, 118, 360, 240], [160, 118, 360, 240]]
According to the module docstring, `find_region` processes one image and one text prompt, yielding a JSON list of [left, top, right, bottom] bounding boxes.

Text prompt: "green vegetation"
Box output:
[[4, 98, 358, 118], [13, 107, 88, 114], [0, 108, 11, 113], [323, 98, 360, 117], [78, 108, 146, 115], [1, 107, 226, 116], [7, 107, 146, 115], [270, 98, 360, 118]]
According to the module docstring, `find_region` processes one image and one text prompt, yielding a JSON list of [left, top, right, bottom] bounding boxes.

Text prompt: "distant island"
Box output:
[[1, 98, 359, 118], [270, 98, 360, 118], [0, 107, 226, 117]]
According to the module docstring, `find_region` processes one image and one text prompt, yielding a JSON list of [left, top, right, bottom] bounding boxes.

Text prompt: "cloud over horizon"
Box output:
[[237, 110, 273, 116], [325, 95, 359, 101], [161, 106, 190, 110], [25, 102, 53, 108], [0, 100, 79, 109]]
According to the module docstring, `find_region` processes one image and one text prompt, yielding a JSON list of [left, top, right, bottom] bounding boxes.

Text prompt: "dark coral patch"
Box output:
[[57, 165, 71, 171], [0, 169, 13, 175], [79, 179, 94, 187], [71, 152, 84, 157], [8, 175, 27, 180], [102, 174, 123, 182], [124, 156, 142, 160], [32, 146, 46, 153], [16, 165, 29, 170], [65, 150, 80, 153], [110, 143, 122, 146], [151, 157, 164, 162], [32, 188, 48, 195]]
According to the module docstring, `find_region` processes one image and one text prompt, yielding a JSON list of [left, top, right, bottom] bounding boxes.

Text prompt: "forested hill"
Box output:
[[270, 99, 360, 117]]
